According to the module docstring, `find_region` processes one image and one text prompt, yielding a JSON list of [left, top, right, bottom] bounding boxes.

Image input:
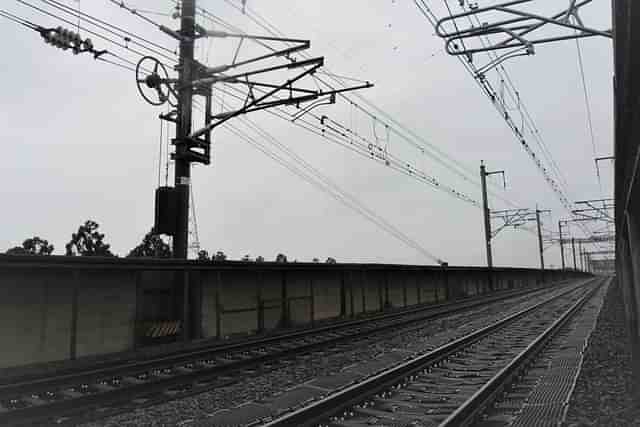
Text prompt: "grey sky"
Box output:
[[0, 0, 614, 267]]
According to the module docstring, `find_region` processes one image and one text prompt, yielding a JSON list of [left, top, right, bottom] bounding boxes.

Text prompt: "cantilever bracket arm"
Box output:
[[200, 42, 311, 76], [189, 61, 373, 138], [197, 27, 310, 45], [490, 208, 535, 238], [436, 0, 611, 56], [192, 57, 324, 88], [436, 0, 531, 38], [445, 26, 534, 56], [474, 47, 532, 76], [291, 94, 336, 122], [190, 61, 322, 138]]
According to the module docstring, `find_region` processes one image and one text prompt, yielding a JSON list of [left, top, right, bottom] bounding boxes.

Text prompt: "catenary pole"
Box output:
[[558, 221, 565, 269], [536, 208, 545, 277], [579, 242, 584, 271], [173, 0, 196, 258], [572, 237, 577, 269], [480, 161, 493, 269]]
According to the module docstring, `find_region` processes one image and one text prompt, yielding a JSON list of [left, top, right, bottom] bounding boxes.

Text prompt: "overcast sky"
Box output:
[[0, 0, 614, 267]]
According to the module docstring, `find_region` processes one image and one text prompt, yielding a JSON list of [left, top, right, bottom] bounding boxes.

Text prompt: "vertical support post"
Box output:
[[190, 270, 203, 339], [536, 208, 545, 281], [402, 273, 408, 307], [442, 265, 449, 302], [182, 271, 190, 341], [579, 242, 584, 271], [309, 278, 315, 326], [339, 272, 347, 318], [349, 271, 355, 318], [559, 221, 566, 269], [384, 271, 390, 309], [361, 269, 366, 313], [257, 271, 264, 333], [280, 271, 289, 327], [215, 271, 221, 339], [69, 271, 79, 360], [134, 271, 143, 349], [480, 162, 494, 289], [173, 0, 196, 259], [377, 273, 384, 311], [572, 237, 577, 269]]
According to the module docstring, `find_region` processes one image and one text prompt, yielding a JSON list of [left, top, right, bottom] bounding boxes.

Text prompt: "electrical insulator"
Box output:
[[71, 32, 83, 54], [56, 27, 69, 50], [41, 29, 56, 45], [82, 38, 93, 52], [41, 26, 95, 54], [51, 33, 62, 49], [62, 28, 73, 49]]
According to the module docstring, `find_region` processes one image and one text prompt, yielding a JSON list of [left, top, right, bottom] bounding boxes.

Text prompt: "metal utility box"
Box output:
[[154, 186, 177, 235]]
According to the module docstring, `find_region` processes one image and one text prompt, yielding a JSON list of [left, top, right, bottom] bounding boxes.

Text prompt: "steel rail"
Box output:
[[261, 277, 601, 427], [0, 281, 578, 425], [440, 277, 607, 426]]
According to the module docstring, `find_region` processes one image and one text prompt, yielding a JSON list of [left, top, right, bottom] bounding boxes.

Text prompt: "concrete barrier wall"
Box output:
[[313, 272, 341, 321], [363, 270, 383, 313], [388, 272, 405, 308], [0, 256, 588, 369], [0, 267, 136, 368], [0, 270, 73, 368], [76, 271, 136, 358], [219, 271, 259, 336], [201, 270, 218, 339], [261, 271, 283, 330]]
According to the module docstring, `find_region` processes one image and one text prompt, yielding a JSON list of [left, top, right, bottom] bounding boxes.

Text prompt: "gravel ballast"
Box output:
[[564, 279, 640, 427], [81, 284, 582, 426]]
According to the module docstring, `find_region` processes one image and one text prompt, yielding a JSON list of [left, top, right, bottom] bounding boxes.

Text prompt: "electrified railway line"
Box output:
[[456, 277, 611, 427], [0, 281, 583, 426], [261, 277, 604, 427]]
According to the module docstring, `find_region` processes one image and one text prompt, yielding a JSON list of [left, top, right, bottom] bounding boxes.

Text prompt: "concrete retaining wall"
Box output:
[[0, 267, 136, 368], [0, 255, 589, 369]]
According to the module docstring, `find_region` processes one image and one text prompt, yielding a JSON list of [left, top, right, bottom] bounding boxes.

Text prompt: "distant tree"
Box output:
[[312, 258, 320, 263], [65, 220, 114, 257], [5, 246, 28, 255], [24, 237, 54, 255], [326, 257, 337, 264], [127, 229, 171, 258], [255, 255, 265, 263], [275, 253, 288, 263], [6, 236, 54, 255], [213, 251, 227, 261], [197, 250, 210, 261]]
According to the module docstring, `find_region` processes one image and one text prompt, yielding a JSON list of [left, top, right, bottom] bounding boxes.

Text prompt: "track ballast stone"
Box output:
[[563, 279, 640, 427]]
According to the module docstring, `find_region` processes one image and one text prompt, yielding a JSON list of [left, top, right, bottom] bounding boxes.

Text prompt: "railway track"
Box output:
[[0, 279, 585, 426], [0, 282, 570, 426], [469, 277, 611, 427], [261, 277, 605, 427]]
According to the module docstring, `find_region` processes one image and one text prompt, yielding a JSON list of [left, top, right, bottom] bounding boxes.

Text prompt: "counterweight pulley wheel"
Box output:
[[136, 56, 172, 106]]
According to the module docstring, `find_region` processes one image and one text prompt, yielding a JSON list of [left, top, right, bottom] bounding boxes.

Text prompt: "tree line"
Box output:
[[3, 219, 337, 263]]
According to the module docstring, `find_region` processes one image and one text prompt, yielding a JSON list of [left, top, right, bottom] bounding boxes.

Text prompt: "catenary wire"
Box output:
[[219, 119, 444, 263], [0, 7, 38, 29], [192, 1, 523, 209], [420, 0, 608, 250]]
